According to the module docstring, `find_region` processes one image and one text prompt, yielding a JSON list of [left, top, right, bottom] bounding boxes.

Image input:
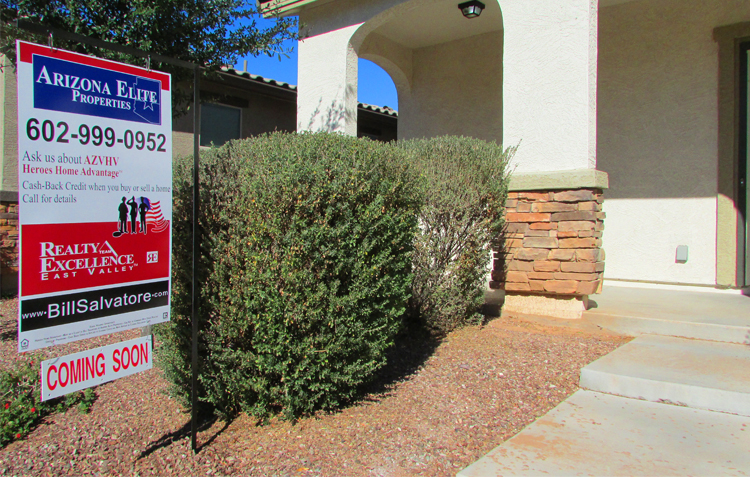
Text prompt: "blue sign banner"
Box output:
[[33, 55, 161, 125]]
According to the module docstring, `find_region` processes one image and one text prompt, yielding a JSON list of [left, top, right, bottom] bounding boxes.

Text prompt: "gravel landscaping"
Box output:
[[0, 297, 627, 476]]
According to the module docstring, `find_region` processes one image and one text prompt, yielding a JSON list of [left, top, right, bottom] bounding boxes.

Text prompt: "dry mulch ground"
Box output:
[[0, 297, 628, 476]]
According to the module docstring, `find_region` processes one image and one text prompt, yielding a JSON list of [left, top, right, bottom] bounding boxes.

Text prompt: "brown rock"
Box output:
[[528, 271, 555, 280], [557, 231, 578, 238], [578, 230, 594, 238], [519, 192, 550, 201], [529, 280, 546, 292], [554, 272, 599, 281], [561, 262, 596, 273], [559, 238, 598, 249], [577, 280, 601, 295], [526, 229, 552, 237], [575, 249, 603, 262], [531, 202, 577, 213], [508, 192, 519, 199], [551, 211, 598, 222], [505, 271, 529, 282], [508, 261, 534, 272], [505, 282, 531, 292], [549, 249, 576, 261], [506, 212, 551, 223], [529, 222, 557, 230], [595, 262, 606, 272], [515, 248, 550, 261], [578, 201, 603, 211], [523, 237, 558, 248], [534, 260, 561, 272], [553, 190, 595, 202], [505, 199, 518, 208], [517, 202, 532, 213], [504, 223, 530, 234], [544, 280, 578, 294], [507, 238, 524, 248]]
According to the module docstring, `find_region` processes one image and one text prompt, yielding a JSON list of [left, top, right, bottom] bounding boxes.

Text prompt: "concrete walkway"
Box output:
[[458, 284, 750, 476], [584, 284, 750, 344], [458, 390, 750, 476]]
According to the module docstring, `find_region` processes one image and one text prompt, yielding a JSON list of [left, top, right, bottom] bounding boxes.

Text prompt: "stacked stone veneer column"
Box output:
[[0, 201, 19, 294], [491, 189, 605, 298]]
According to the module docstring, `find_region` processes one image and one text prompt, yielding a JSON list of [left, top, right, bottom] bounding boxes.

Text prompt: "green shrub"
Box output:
[[160, 132, 421, 421], [0, 358, 96, 447], [399, 136, 513, 334]]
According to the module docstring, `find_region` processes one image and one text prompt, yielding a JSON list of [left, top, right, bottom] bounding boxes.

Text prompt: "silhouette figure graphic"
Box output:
[[139, 198, 148, 234], [127, 196, 137, 234], [115, 197, 128, 236]]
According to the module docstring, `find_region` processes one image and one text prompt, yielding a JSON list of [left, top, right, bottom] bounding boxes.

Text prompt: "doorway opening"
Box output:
[[740, 41, 749, 286]]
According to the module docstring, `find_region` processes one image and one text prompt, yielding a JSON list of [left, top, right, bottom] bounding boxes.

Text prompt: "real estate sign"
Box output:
[[16, 41, 173, 352], [40, 335, 153, 401]]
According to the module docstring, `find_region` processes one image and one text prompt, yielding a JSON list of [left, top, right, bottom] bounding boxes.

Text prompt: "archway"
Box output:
[[357, 58, 399, 141], [353, 0, 503, 142]]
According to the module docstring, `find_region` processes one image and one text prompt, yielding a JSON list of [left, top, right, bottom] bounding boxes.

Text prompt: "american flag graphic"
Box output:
[[144, 199, 170, 233]]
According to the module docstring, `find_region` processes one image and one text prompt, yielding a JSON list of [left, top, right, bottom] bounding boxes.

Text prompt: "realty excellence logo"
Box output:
[[21, 220, 171, 297], [33, 55, 161, 125], [39, 240, 135, 282]]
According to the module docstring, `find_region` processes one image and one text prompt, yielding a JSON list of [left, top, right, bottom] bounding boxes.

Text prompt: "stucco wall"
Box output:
[[302, 0, 597, 170], [597, 0, 750, 285], [399, 31, 503, 142], [501, 0, 598, 173], [297, 25, 361, 134]]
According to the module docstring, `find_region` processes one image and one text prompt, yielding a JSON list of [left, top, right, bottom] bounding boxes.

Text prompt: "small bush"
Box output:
[[0, 358, 96, 447], [160, 132, 421, 420], [399, 136, 512, 334]]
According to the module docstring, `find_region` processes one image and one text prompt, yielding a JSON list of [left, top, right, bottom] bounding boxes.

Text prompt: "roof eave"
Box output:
[[257, 0, 332, 17]]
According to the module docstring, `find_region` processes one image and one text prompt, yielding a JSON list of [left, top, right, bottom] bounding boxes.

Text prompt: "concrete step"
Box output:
[[580, 335, 750, 416], [457, 390, 750, 476], [583, 286, 750, 344]]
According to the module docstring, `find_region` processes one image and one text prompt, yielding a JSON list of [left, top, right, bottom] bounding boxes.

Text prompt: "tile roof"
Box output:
[[219, 66, 398, 116]]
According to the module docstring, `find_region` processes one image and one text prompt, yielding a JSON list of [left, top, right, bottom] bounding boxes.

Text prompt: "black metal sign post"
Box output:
[[191, 65, 201, 452], [11, 21, 203, 453]]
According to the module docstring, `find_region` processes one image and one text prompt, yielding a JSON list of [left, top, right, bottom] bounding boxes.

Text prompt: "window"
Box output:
[[200, 103, 241, 147]]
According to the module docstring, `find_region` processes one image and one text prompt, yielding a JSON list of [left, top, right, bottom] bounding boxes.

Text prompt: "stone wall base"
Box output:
[[0, 200, 18, 295], [492, 188, 605, 298], [502, 293, 589, 320]]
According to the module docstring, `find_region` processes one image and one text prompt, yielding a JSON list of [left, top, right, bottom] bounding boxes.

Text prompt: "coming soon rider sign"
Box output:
[[17, 41, 172, 352]]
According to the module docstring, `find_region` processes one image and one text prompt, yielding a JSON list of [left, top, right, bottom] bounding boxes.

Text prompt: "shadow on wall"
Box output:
[[304, 85, 358, 133]]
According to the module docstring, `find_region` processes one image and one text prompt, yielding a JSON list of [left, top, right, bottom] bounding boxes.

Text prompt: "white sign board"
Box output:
[[40, 335, 152, 401], [16, 41, 173, 352]]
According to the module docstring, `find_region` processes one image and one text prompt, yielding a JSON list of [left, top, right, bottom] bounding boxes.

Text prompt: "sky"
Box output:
[[234, 15, 399, 110]]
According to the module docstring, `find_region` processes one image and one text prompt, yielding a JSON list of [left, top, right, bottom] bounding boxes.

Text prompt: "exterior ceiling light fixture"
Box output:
[[458, 1, 485, 19]]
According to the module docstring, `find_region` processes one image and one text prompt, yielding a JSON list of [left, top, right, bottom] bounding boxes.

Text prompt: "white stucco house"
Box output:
[[260, 0, 750, 318]]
